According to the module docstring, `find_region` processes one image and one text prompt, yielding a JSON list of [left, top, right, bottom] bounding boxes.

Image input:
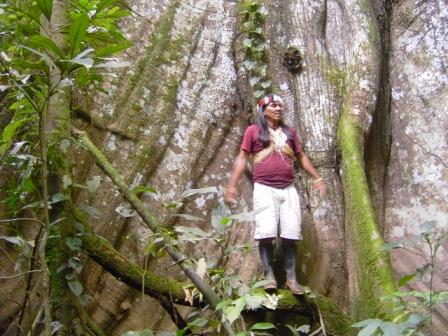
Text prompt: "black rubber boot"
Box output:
[[258, 241, 277, 290], [282, 239, 305, 295]]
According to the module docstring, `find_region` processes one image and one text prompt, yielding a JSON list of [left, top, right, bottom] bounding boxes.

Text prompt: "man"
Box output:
[[224, 93, 326, 294]]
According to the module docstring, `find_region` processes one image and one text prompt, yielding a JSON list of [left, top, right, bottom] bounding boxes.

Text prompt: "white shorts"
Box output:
[[253, 182, 302, 240]]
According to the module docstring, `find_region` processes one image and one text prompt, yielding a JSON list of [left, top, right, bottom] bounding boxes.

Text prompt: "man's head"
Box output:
[[257, 94, 284, 112], [256, 93, 289, 146], [258, 94, 284, 127]]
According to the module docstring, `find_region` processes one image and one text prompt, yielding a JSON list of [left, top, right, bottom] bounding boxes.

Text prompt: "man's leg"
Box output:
[[282, 238, 305, 295], [258, 238, 277, 290]]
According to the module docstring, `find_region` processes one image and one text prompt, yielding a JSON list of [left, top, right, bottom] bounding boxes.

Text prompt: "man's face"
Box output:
[[264, 101, 283, 124]]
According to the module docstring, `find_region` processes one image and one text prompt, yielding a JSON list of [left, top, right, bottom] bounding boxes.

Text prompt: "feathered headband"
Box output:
[[257, 94, 283, 111]]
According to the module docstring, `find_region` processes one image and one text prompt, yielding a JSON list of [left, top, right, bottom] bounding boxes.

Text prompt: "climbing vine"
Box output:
[[238, 1, 272, 99]]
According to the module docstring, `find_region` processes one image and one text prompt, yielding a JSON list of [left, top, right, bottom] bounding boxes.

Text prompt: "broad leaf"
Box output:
[[249, 322, 276, 331], [94, 60, 130, 68], [29, 35, 62, 57], [352, 319, 382, 336], [254, 90, 265, 98], [228, 206, 268, 222], [171, 213, 204, 222], [67, 57, 94, 69], [79, 203, 100, 219], [69, 13, 90, 57], [95, 41, 132, 57], [66, 237, 82, 251], [86, 176, 101, 193], [115, 203, 136, 217], [0, 118, 31, 157], [97, 0, 116, 12], [181, 186, 217, 198], [225, 297, 246, 325], [352, 319, 381, 328], [249, 76, 260, 86], [18, 44, 55, 67], [68, 279, 84, 296], [0, 235, 25, 246], [133, 185, 157, 195], [211, 199, 232, 233], [379, 322, 401, 336], [398, 274, 415, 287]]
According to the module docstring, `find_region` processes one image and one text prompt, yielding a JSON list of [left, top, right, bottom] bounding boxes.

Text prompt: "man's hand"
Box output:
[[313, 179, 326, 198], [224, 185, 238, 203]]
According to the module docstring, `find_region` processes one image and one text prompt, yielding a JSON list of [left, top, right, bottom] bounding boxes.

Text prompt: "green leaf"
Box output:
[[244, 293, 264, 309], [0, 118, 31, 157], [69, 13, 90, 57], [0, 235, 25, 246], [352, 319, 381, 328], [181, 186, 217, 198], [36, 0, 52, 21], [211, 199, 231, 234], [133, 185, 157, 195], [215, 299, 232, 311], [17, 44, 55, 67], [51, 193, 68, 203], [357, 319, 381, 336], [243, 60, 257, 70], [249, 76, 260, 86], [97, 0, 116, 12], [379, 241, 403, 251], [115, 203, 136, 217], [66, 237, 82, 251], [254, 90, 265, 98], [86, 176, 101, 193], [398, 274, 415, 287], [95, 41, 132, 57], [67, 57, 94, 69], [68, 279, 84, 296], [228, 206, 268, 222], [79, 203, 100, 219], [251, 280, 271, 289], [60, 139, 71, 153], [175, 226, 210, 239], [187, 317, 208, 328], [243, 38, 252, 48], [29, 35, 63, 57], [260, 81, 271, 88], [171, 213, 204, 221], [94, 60, 130, 68], [68, 257, 83, 273], [62, 175, 72, 188], [224, 297, 246, 325], [379, 322, 401, 336]]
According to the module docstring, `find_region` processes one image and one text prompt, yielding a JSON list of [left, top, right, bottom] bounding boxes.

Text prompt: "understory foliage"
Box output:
[[352, 222, 448, 336], [1, 1, 445, 336], [0, 0, 130, 334]]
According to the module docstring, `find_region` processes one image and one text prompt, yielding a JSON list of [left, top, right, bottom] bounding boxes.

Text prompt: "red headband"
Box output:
[[257, 94, 283, 111]]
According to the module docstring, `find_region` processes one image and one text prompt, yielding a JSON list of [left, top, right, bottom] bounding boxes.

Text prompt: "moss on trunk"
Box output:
[[338, 110, 397, 320]]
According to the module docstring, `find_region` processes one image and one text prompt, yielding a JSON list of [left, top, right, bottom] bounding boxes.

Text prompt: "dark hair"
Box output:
[[256, 94, 292, 147]]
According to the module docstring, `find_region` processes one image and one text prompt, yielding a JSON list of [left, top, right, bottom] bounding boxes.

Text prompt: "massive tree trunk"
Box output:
[[1, 0, 447, 334]]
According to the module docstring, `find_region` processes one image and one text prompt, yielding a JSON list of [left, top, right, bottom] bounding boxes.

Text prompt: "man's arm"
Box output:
[[296, 151, 326, 197], [224, 149, 249, 202]]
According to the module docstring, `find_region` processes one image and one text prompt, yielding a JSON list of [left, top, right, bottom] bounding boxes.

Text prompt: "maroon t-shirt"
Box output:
[[241, 124, 302, 189]]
